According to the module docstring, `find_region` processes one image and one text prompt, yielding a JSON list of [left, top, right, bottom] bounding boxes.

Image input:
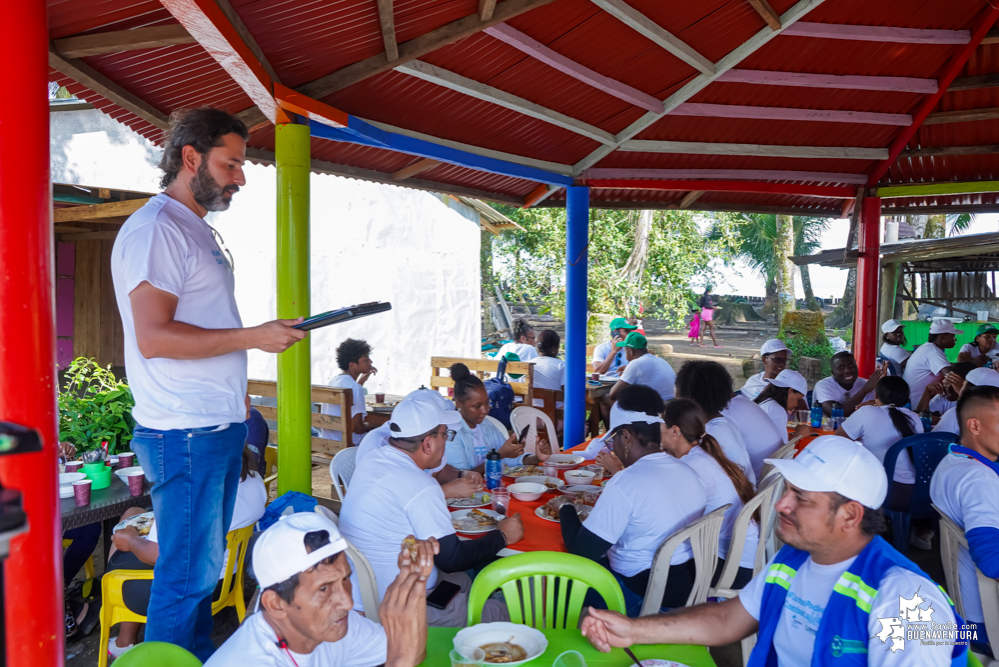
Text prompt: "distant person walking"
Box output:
[[111, 108, 306, 660], [687, 308, 701, 346], [699, 287, 721, 348]]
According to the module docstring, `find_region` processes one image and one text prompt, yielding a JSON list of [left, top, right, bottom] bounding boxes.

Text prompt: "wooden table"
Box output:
[[61, 470, 152, 564], [421, 627, 717, 667], [365, 393, 406, 427]]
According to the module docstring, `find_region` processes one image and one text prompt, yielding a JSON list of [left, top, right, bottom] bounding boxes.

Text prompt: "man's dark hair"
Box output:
[[264, 530, 342, 604], [388, 423, 439, 452], [337, 338, 372, 372], [829, 493, 887, 536], [831, 351, 855, 365], [948, 362, 976, 380], [957, 384, 999, 439], [158, 108, 248, 188], [675, 360, 733, 416]]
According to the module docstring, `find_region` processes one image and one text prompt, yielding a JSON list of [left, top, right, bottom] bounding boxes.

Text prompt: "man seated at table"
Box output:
[[605, 332, 676, 405], [933, 367, 999, 434], [740, 339, 790, 400], [592, 317, 637, 377], [813, 351, 880, 417], [206, 512, 431, 667], [904, 318, 963, 409], [581, 435, 966, 667], [931, 385, 999, 660], [321, 338, 378, 445], [339, 398, 522, 627], [914, 362, 974, 417]]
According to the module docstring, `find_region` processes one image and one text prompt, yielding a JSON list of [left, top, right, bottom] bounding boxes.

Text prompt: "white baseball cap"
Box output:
[[929, 318, 965, 335], [881, 319, 905, 334], [404, 388, 455, 411], [253, 512, 348, 590], [767, 369, 808, 396], [388, 396, 463, 438], [765, 435, 888, 509], [760, 339, 790, 356], [966, 367, 999, 388], [608, 402, 664, 433]]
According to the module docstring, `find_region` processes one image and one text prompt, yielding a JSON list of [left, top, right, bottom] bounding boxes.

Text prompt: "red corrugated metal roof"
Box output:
[[45, 0, 999, 211]]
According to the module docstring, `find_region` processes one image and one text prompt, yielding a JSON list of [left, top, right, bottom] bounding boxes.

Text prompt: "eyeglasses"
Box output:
[[208, 225, 235, 272], [438, 429, 456, 442]]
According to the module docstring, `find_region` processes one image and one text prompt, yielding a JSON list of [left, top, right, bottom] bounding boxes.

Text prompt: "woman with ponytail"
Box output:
[[661, 399, 758, 589], [754, 369, 811, 445]]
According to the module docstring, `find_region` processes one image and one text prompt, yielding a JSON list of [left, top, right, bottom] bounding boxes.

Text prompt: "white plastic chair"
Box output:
[[934, 504, 999, 667], [312, 506, 382, 623], [640, 505, 729, 616], [329, 446, 358, 503], [760, 470, 786, 562], [510, 406, 561, 455], [757, 435, 800, 481]]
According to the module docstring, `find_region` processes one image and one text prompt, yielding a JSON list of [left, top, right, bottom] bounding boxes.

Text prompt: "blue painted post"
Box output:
[[564, 186, 589, 448]]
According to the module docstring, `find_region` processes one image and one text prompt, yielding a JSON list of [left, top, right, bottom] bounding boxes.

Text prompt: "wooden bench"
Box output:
[[430, 357, 534, 404], [247, 379, 353, 463]]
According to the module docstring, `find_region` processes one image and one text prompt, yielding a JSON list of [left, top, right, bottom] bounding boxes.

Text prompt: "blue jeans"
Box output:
[[131, 422, 247, 660]]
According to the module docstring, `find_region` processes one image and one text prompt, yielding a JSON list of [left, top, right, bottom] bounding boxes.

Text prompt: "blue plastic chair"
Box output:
[[877, 353, 903, 376], [883, 432, 958, 555]]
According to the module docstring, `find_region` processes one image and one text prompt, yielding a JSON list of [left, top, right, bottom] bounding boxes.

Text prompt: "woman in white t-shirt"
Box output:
[[661, 398, 759, 589], [752, 369, 810, 445], [957, 323, 999, 367], [532, 329, 565, 411], [494, 318, 539, 363]]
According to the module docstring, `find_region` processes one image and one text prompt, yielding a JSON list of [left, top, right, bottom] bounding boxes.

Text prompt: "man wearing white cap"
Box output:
[[340, 398, 520, 627], [933, 366, 999, 435], [206, 512, 432, 667], [880, 319, 910, 375], [580, 436, 966, 666], [741, 339, 791, 400], [812, 351, 879, 418], [904, 318, 963, 408]]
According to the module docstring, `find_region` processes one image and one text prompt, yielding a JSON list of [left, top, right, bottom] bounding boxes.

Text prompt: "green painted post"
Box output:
[[276, 122, 312, 495]]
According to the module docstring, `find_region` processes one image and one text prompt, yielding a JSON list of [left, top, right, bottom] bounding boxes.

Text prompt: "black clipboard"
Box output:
[[293, 301, 392, 331]]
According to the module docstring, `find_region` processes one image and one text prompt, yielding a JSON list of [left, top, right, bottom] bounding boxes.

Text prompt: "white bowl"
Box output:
[[507, 482, 546, 502], [563, 469, 596, 485], [454, 622, 548, 667], [515, 475, 564, 491], [546, 454, 585, 469], [114, 466, 144, 482], [59, 472, 87, 486]]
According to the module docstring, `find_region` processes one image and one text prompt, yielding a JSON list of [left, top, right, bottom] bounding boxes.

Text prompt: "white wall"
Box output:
[[51, 108, 482, 396]]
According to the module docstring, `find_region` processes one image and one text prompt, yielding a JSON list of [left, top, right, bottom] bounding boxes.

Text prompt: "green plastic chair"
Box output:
[[113, 642, 203, 667], [467, 551, 626, 628]]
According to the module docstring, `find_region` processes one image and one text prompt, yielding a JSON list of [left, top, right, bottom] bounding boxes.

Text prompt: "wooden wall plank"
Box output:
[[73, 241, 101, 360], [100, 240, 116, 367]]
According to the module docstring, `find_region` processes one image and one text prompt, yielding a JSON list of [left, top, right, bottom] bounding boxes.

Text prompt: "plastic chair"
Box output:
[[346, 539, 381, 624], [263, 445, 278, 495], [467, 552, 626, 628], [883, 432, 958, 555], [510, 406, 562, 455], [711, 483, 778, 599], [484, 414, 510, 436], [63, 537, 96, 597], [640, 505, 729, 616], [329, 446, 358, 502], [757, 436, 800, 481], [759, 471, 786, 562], [112, 641, 202, 666], [97, 525, 254, 667], [877, 353, 903, 377]]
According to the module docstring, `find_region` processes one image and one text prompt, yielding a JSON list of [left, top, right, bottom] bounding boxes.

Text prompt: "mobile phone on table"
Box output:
[[426, 580, 462, 610]]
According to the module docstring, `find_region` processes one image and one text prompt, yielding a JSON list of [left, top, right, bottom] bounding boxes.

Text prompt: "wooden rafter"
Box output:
[[672, 102, 910, 126], [746, 0, 781, 30], [391, 158, 441, 180], [376, 0, 399, 61], [948, 73, 999, 91], [54, 199, 149, 223], [619, 140, 888, 160], [584, 168, 868, 184], [900, 144, 999, 158], [782, 22, 970, 44], [678, 191, 704, 208], [924, 106, 999, 125], [53, 24, 195, 58], [718, 69, 937, 94], [479, 0, 497, 21], [213, 0, 282, 85]]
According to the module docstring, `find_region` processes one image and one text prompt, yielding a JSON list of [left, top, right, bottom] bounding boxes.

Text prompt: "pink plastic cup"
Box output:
[[591, 373, 599, 381], [118, 452, 135, 469], [375, 393, 385, 403], [65, 461, 83, 474], [126, 471, 145, 497], [72, 479, 92, 506]]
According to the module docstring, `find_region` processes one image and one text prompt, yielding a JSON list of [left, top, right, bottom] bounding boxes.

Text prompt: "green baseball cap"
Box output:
[[615, 332, 648, 349], [503, 352, 524, 379], [609, 317, 637, 332], [976, 323, 999, 336]]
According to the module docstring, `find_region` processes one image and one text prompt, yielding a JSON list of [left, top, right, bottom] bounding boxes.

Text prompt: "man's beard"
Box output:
[[191, 160, 238, 212]]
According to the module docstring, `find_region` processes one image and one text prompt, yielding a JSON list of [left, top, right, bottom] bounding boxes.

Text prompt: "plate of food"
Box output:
[[451, 508, 501, 534], [503, 464, 545, 478], [535, 497, 592, 523], [447, 492, 491, 509], [515, 475, 565, 491], [112, 511, 155, 536], [561, 485, 604, 497], [454, 622, 548, 667], [544, 454, 585, 470]]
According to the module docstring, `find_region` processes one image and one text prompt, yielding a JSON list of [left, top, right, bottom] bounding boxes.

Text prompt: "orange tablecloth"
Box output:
[[788, 427, 835, 454]]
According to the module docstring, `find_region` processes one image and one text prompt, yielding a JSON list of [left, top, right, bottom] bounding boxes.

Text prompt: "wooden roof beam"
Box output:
[[53, 199, 150, 223], [678, 191, 704, 208], [672, 102, 910, 125], [746, 0, 781, 31], [718, 69, 937, 94], [213, 0, 282, 85], [619, 140, 888, 160], [391, 158, 441, 180], [584, 168, 869, 184], [900, 144, 999, 158], [924, 106, 999, 125], [377, 0, 399, 61], [53, 24, 195, 58], [589, 0, 715, 75], [948, 73, 999, 91], [782, 22, 970, 44], [479, 0, 497, 21]]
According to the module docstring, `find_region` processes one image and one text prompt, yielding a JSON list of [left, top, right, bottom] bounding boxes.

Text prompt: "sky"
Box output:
[[707, 213, 999, 300]]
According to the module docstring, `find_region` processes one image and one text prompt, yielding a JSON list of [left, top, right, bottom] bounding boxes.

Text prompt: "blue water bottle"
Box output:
[[920, 410, 933, 432], [831, 402, 844, 430], [810, 402, 823, 428], [485, 448, 503, 490]]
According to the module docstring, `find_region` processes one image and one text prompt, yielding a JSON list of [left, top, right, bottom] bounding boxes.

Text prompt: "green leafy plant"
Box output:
[[785, 337, 836, 377], [58, 358, 136, 454]]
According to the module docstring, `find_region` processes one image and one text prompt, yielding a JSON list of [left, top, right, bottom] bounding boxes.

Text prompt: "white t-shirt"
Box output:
[[959, 343, 997, 360], [932, 407, 959, 435], [532, 356, 565, 409], [722, 395, 784, 480], [618, 353, 676, 401], [320, 374, 367, 445], [757, 399, 790, 445], [592, 341, 625, 376], [928, 394, 956, 415], [812, 376, 873, 406], [903, 343, 951, 408], [111, 194, 247, 430], [680, 446, 758, 568], [738, 552, 956, 667], [880, 342, 911, 365], [447, 418, 522, 470], [740, 372, 769, 400], [841, 405, 923, 484], [705, 416, 756, 485], [931, 451, 999, 625], [339, 445, 455, 608], [496, 341, 538, 362], [205, 608, 386, 667], [584, 453, 706, 575]]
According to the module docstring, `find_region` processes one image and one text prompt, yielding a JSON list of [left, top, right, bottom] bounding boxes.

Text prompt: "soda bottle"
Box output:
[[485, 448, 503, 490]]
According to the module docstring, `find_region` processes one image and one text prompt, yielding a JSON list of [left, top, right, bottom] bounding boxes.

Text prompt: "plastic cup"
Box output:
[[491, 487, 511, 517], [72, 479, 92, 506], [583, 464, 604, 480], [65, 461, 83, 474], [449, 648, 485, 667], [552, 650, 588, 667], [126, 471, 145, 497], [375, 393, 385, 403], [591, 372, 599, 381], [118, 452, 135, 469], [543, 463, 558, 478], [796, 410, 810, 425]]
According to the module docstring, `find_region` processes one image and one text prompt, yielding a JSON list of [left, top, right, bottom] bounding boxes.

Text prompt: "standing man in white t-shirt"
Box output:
[[321, 338, 377, 445], [903, 318, 962, 408], [111, 108, 306, 659], [606, 332, 676, 403], [580, 436, 963, 667]]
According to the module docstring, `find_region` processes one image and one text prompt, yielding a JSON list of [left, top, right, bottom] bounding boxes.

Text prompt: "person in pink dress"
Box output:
[[687, 308, 701, 346]]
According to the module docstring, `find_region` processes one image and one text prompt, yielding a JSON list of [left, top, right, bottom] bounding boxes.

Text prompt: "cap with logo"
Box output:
[[765, 435, 887, 509], [975, 323, 999, 337], [388, 397, 463, 438], [609, 317, 638, 332], [766, 369, 808, 396], [760, 339, 791, 356], [929, 318, 964, 336], [253, 512, 348, 590], [615, 332, 648, 349], [966, 367, 999, 388], [881, 319, 905, 334]]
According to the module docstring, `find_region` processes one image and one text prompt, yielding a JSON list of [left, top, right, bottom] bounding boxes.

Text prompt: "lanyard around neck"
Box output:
[[950, 444, 999, 476]]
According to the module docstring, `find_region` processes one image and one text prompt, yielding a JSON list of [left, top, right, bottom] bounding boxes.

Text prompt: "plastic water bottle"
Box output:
[[485, 448, 503, 490], [810, 403, 823, 429], [920, 411, 933, 431], [831, 402, 844, 430]]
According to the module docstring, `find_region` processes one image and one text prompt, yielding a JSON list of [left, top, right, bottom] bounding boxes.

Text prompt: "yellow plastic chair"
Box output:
[[467, 551, 626, 628], [112, 641, 202, 666], [97, 525, 254, 667], [63, 538, 96, 597]]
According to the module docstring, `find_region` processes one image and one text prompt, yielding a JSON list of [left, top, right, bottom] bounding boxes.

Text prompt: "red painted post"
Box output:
[[0, 0, 65, 664], [854, 196, 882, 378]]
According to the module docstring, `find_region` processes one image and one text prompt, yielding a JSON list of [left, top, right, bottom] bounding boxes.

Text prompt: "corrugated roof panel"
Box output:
[[591, 149, 876, 174], [48, 0, 167, 38]]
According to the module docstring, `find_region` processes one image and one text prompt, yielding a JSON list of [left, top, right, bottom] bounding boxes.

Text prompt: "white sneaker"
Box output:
[[107, 637, 135, 661]]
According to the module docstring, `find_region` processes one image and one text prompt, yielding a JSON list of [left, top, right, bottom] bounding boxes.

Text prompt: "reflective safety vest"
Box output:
[[747, 536, 968, 667]]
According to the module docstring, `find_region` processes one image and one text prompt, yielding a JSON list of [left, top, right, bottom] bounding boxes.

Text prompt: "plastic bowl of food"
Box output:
[[563, 469, 596, 486], [454, 622, 548, 667], [507, 482, 546, 502]]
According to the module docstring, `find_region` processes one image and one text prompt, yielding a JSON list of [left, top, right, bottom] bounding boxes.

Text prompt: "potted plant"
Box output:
[[58, 357, 136, 455]]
